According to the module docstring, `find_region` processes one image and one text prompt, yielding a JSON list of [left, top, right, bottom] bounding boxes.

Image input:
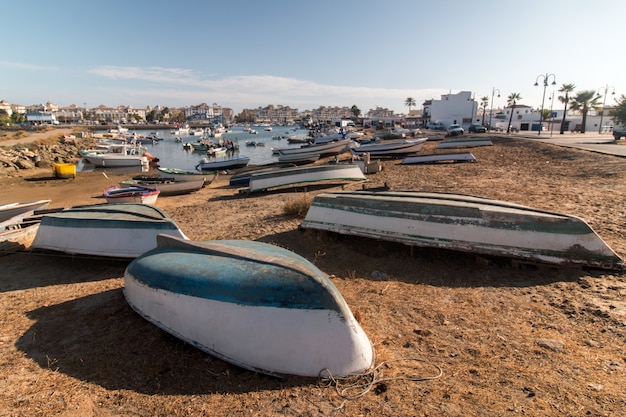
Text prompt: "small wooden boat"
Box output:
[[0, 200, 51, 223], [229, 164, 297, 187], [437, 137, 493, 149], [401, 152, 477, 165], [196, 156, 251, 171], [52, 163, 76, 179], [300, 190, 624, 270], [119, 178, 204, 196], [246, 164, 367, 193], [276, 138, 350, 158], [32, 203, 188, 258], [0, 211, 41, 252], [157, 167, 217, 185], [123, 234, 374, 377], [103, 186, 160, 205], [350, 138, 428, 157]]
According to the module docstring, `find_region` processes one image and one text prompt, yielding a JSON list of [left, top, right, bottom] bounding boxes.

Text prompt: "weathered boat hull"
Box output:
[[277, 139, 350, 157], [196, 156, 251, 171], [120, 179, 204, 196], [104, 186, 160, 205], [351, 138, 427, 156], [401, 152, 477, 165], [0, 212, 40, 252], [157, 167, 217, 185], [437, 137, 493, 149], [0, 200, 51, 223], [247, 164, 367, 193], [124, 235, 374, 377], [32, 204, 188, 258], [300, 190, 624, 270]]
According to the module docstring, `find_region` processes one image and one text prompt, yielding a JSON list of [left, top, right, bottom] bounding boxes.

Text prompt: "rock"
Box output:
[[535, 338, 564, 353]]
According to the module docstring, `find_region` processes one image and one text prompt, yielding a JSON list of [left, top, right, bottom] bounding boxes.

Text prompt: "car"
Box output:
[[446, 124, 464, 136], [469, 124, 487, 133]]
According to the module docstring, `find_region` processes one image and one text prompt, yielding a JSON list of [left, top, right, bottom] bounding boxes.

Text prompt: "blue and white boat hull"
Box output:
[[124, 235, 374, 377]]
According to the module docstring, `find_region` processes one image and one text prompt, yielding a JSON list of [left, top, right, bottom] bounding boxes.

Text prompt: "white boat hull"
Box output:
[[124, 236, 374, 377], [277, 139, 350, 157], [32, 204, 188, 258], [0, 200, 51, 223], [247, 164, 366, 193], [300, 191, 624, 269], [157, 167, 217, 184], [351, 138, 427, 156]]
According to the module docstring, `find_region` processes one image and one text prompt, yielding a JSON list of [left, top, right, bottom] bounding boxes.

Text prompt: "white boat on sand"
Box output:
[[103, 186, 160, 205], [124, 234, 374, 377], [119, 178, 204, 196], [0, 200, 51, 223], [350, 138, 427, 156], [300, 190, 624, 270], [401, 152, 477, 165], [196, 156, 251, 171], [246, 164, 367, 193], [0, 211, 41, 252], [437, 137, 493, 149], [32, 203, 188, 258]]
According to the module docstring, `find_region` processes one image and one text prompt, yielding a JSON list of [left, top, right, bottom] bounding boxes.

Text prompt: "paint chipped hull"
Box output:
[[300, 190, 623, 270], [247, 164, 366, 193], [32, 203, 188, 258], [124, 235, 374, 377]]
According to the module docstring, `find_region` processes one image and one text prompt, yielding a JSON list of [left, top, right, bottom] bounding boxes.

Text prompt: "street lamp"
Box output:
[[488, 87, 500, 131], [549, 92, 555, 137], [598, 84, 615, 134], [534, 73, 557, 136]]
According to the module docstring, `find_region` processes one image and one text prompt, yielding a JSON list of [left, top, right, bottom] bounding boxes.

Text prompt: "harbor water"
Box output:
[[82, 125, 313, 173]]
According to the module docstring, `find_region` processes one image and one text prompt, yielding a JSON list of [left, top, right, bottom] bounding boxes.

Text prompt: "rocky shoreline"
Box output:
[[0, 130, 96, 176]]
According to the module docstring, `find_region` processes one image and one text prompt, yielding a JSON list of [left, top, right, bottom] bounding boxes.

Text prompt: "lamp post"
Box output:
[[488, 87, 500, 131], [534, 73, 556, 136], [598, 84, 615, 134], [549, 92, 555, 137]]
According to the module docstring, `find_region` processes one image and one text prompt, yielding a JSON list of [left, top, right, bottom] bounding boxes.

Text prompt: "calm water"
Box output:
[[82, 125, 312, 173]]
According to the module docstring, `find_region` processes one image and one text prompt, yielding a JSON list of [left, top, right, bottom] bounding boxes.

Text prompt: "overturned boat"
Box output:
[[124, 235, 374, 377], [32, 204, 188, 258], [300, 190, 624, 270], [246, 164, 367, 193]]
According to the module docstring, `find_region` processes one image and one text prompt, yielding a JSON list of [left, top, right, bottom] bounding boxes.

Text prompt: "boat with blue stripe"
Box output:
[[124, 234, 374, 377], [300, 190, 624, 270]]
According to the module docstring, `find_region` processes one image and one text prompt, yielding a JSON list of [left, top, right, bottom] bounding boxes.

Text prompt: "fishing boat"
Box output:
[[276, 138, 351, 158], [246, 164, 367, 193], [350, 138, 428, 157], [103, 186, 160, 205], [157, 167, 217, 185], [0, 200, 51, 223], [119, 178, 204, 196], [196, 156, 251, 171], [83, 144, 149, 167], [300, 190, 624, 270], [436, 137, 493, 149], [32, 203, 188, 258], [123, 234, 374, 377], [401, 152, 477, 165]]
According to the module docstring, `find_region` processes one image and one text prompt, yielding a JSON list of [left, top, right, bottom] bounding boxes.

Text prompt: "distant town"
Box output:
[[0, 89, 620, 134]]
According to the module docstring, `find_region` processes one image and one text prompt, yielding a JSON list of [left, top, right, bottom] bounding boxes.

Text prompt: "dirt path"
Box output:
[[0, 128, 74, 147]]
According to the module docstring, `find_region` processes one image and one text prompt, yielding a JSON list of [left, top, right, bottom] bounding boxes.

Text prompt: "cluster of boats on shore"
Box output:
[[3, 126, 624, 379]]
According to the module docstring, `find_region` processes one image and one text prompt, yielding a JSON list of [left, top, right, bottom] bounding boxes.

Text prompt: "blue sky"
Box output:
[[2, 0, 624, 115]]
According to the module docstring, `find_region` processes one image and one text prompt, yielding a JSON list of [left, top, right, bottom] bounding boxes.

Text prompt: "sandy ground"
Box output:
[[1, 132, 625, 416]]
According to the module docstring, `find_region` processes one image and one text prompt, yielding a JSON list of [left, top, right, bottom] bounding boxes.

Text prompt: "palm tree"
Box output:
[[506, 93, 522, 133], [480, 96, 489, 125], [350, 105, 361, 120], [569, 90, 601, 133], [558, 83, 576, 134], [404, 97, 416, 114]]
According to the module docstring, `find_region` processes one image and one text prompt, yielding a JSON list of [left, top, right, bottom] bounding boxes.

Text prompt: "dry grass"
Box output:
[[283, 192, 313, 217]]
